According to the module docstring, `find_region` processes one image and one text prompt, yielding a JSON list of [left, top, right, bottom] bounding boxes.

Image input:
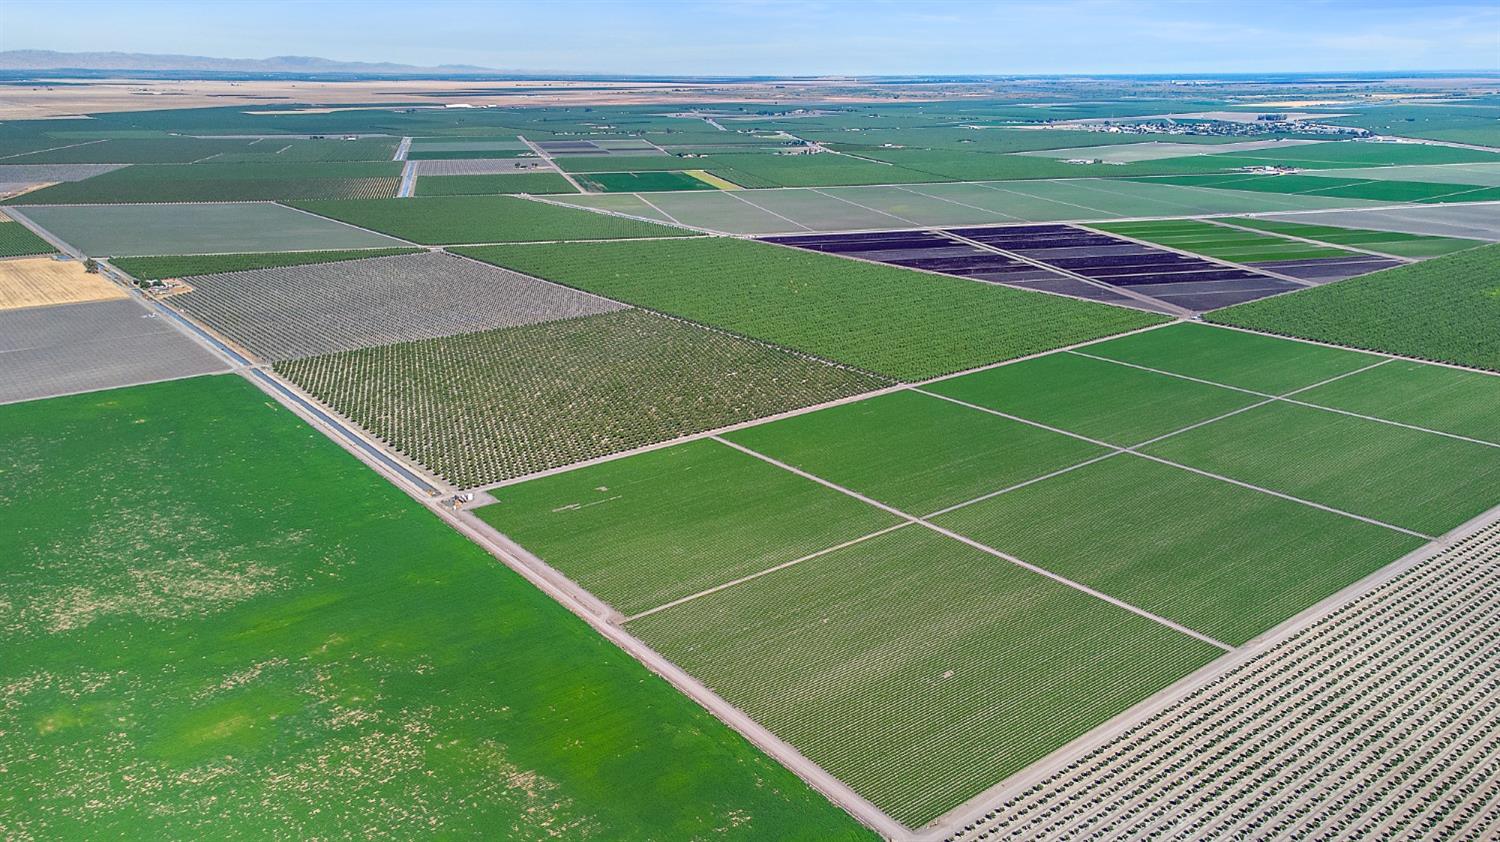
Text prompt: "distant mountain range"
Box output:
[[0, 50, 499, 75]]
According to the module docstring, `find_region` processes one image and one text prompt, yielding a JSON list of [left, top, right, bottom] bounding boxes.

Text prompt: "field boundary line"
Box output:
[[892, 184, 1025, 221], [972, 180, 1119, 218], [910, 499, 1500, 841], [809, 187, 924, 226], [272, 201, 425, 247], [711, 435, 1234, 652], [941, 228, 1191, 316], [1198, 216, 1418, 263], [621, 522, 913, 623], [1070, 350, 1500, 448], [474, 318, 1181, 493], [0, 138, 108, 161], [1072, 219, 1317, 288], [1201, 320, 1500, 380], [725, 190, 817, 231], [516, 134, 587, 193], [518, 192, 722, 235]]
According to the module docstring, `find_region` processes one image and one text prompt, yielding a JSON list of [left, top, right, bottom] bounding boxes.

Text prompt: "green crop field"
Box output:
[[1140, 400, 1500, 537], [1083, 322, 1380, 394], [934, 454, 1423, 644], [456, 238, 1167, 381], [477, 439, 901, 615], [0, 217, 57, 257], [0, 375, 870, 840], [289, 195, 691, 244], [1295, 360, 1500, 445], [14, 202, 409, 256], [1086, 219, 1353, 263], [111, 247, 424, 279], [7, 162, 404, 204], [721, 390, 1107, 514], [1207, 244, 1500, 372], [276, 309, 885, 487], [922, 350, 1262, 446], [627, 525, 1223, 826], [414, 173, 578, 195], [1221, 216, 1484, 258], [575, 171, 716, 192], [1136, 172, 1495, 204]]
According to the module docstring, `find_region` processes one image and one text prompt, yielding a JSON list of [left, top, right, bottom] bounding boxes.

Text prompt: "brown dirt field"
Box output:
[[0, 256, 128, 311]]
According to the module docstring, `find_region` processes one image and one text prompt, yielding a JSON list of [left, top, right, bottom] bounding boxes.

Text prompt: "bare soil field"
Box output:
[[0, 255, 126, 311]]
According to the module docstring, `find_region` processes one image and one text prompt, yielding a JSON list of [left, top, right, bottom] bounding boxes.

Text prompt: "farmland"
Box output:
[[458, 238, 1166, 380], [110, 247, 424, 280], [1208, 244, 1500, 372], [7, 81, 1500, 840], [290, 195, 691, 244], [276, 309, 885, 487], [0, 375, 869, 840]]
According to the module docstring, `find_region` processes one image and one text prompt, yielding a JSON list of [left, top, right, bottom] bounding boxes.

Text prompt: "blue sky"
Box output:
[[4, 0, 1498, 75]]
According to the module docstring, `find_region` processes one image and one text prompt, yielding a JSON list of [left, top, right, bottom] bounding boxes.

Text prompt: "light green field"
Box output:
[[1142, 400, 1500, 536], [414, 172, 578, 195], [722, 390, 1107, 514], [0, 375, 871, 840], [289, 195, 691, 244], [1082, 322, 1380, 394], [475, 439, 900, 616], [14, 202, 407, 256], [933, 455, 1424, 644], [924, 351, 1262, 446], [1222, 216, 1483, 258], [1207, 244, 1500, 372], [456, 238, 1166, 381], [627, 526, 1223, 826], [1086, 219, 1352, 263], [1295, 360, 1500, 445], [547, 177, 1398, 234]]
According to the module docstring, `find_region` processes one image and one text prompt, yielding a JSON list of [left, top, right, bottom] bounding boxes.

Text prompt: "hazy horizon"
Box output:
[[3, 0, 1497, 77]]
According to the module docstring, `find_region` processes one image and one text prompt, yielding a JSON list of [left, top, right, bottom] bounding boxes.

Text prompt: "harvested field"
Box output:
[[12, 203, 407, 256], [628, 525, 1223, 825], [0, 375, 869, 840], [0, 256, 126, 311], [413, 158, 551, 175], [276, 309, 886, 487], [1207, 244, 1500, 372], [110, 247, 424, 280], [457, 238, 1167, 381], [172, 251, 625, 361], [0, 298, 227, 403], [290, 195, 690, 244], [0, 218, 58, 257], [478, 439, 901, 615], [414, 173, 577, 195]]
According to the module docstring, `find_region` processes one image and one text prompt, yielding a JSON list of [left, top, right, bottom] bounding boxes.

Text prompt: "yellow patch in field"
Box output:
[[685, 169, 742, 190], [0, 256, 127, 312]]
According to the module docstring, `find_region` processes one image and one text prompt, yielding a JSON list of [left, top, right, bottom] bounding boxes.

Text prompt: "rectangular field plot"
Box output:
[[1295, 360, 1500, 445], [923, 350, 1261, 446], [0, 376, 865, 840], [172, 251, 624, 361], [412, 158, 551, 175], [1085, 219, 1351, 262], [1206, 244, 1500, 372], [1223, 215, 1485, 259], [276, 309, 885, 488], [1083, 322, 1379, 394], [722, 390, 1107, 514], [0, 298, 228, 403], [1255, 203, 1500, 242], [575, 171, 716, 192], [7, 162, 403, 204], [13, 202, 407, 256], [947, 223, 1304, 312], [0, 218, 58, 257], [110, 247, 423, 280], [761, 230, 1144, 309], [626, 526, 1223, 826], [0, 255, 127, 311], [456, 238, 1166, 381], [289, 195, 690, 244], [1140, 400, 1500, 537], [476, 439, 901, 616], [933, 454, 1424, 645], [546, 177, 1396, 235], [414, 173, 578, 196]]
